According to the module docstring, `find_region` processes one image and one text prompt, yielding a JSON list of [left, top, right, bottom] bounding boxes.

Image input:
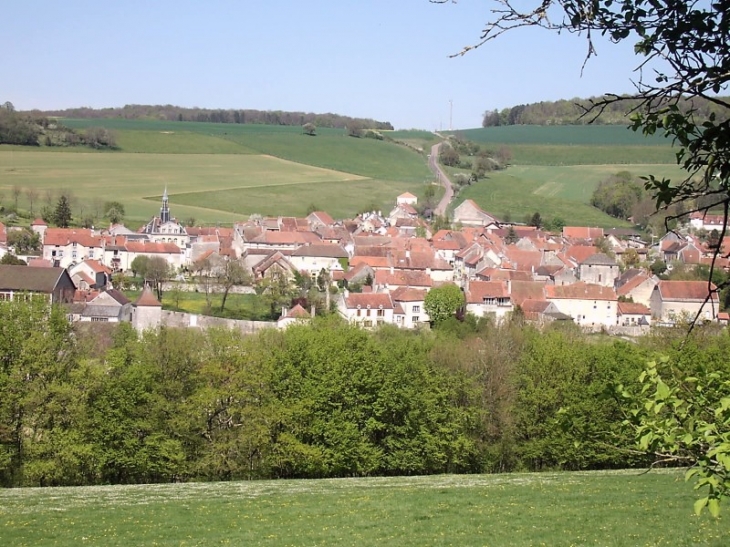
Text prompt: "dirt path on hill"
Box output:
[[428, 138, 454, 217]]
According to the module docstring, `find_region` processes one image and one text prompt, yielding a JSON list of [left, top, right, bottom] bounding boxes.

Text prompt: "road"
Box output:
[[427, 140, 454, 217]]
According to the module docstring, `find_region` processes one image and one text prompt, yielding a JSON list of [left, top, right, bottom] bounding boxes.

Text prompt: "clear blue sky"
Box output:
[[4, 1, 646, 130]]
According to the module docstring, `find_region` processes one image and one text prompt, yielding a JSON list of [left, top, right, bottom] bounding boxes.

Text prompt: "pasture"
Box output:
[[0, 150, 429, 224], [453, 163, 688, 227], [1, 470, 727, 546]]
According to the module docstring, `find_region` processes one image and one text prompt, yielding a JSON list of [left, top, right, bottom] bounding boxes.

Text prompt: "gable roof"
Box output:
[[655, 280, 719, 301], [466, 281, 509, 303], [0, 265, 72, 293], [581, 253, 617, 266], [344, 292, 394, 310], [545, 282, 617, 301]]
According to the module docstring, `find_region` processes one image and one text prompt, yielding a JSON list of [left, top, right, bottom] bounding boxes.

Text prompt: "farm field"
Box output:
[[1, 470, 728, 546], [453, 163, 688, 228], [0, 150, 427, 223]]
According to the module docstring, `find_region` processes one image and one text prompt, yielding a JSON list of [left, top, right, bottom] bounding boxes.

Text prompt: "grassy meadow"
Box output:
[[1, 470, 728, 546], [0, 118, 688, 227], [452, 163, 688, 227]]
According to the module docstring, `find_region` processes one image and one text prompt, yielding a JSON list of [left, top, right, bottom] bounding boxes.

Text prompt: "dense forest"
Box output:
[[26, 104, 394, 131], [2, 298, 728, 487], [482, 95, 730, 127]]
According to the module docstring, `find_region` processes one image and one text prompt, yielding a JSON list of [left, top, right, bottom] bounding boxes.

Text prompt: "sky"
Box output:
[[3, 0, 650, 130]]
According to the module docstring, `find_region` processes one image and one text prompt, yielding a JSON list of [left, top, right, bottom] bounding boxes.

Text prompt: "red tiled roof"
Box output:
[[134, 286, 162, 307], [565, 245, 600, 263], [546, 282, 617, 301], [467, 280, 509, 303], [510, 281, 547, 306], [44, 228, 103, 248], [563, 227, 604, 240], [345, 292, 394, 310], [616, 273, 653, 296], [390, 287, 428, 302], [126, 241, 181, 254], [656, 280, 719, 301], [617, 302, 651, 315], [374, 270, 433, 288]]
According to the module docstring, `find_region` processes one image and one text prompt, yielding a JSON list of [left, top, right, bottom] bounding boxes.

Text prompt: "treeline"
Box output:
[[0, 102, 116, 149], [28, 104, 394, 131], [4, 299, 728, 487], [482, 95, 730, 127]]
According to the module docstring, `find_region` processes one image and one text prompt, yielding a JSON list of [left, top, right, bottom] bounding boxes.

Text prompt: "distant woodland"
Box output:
[[482, 95, 730, 127], [27, 104, 394, 131]]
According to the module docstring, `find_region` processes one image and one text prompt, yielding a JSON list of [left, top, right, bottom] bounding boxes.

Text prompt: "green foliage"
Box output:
[[52, 194, 72, 228], [6, 228, 40, 254], [424, 283, 464, 325], [620, 355, 730, 516], [590, 171, 646, 220]]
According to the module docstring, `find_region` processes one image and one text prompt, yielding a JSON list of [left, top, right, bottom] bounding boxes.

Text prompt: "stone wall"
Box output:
[[160, 310, 275, 333]]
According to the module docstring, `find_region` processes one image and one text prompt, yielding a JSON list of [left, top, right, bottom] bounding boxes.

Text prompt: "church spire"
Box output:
[[160, 187, 170, 223]]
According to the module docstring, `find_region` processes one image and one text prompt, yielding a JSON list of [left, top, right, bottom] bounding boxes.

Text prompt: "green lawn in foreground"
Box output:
[[0, 471, 727, 546], [453, 163, 688, 227]]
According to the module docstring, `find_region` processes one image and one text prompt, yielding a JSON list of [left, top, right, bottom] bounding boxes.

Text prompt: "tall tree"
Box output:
[[52, 194, 72, 228], [424, 283, 465, 326], [145, 256, 172, 301], [25, 187, 38, 217], [217, 259, 251, 312]]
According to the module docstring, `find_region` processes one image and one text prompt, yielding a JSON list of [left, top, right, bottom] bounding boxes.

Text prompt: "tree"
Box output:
[[346, 120, 365, 138], [7, 228, 41, 254], [0, 254, 26, 265], [130, 255, 150, 280], [434, 0, 730, 512], [104, 201, 125, 225], [424, 283, 465, 326], [11, 185, 21, 211], [505, 226, 519, 244], [52, 194, 72, 228], [25, 187, 38, 217], [145, 257, 172, 301], [217, 259, 251, 313], [302, 122, 316, 136], [529, 211, 542, 228]]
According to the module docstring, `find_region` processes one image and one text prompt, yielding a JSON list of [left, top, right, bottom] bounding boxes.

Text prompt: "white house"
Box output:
[[391, 287, 429, 328], [649, 280, 719, 323], [338, 291, 394, 328], [465, 280, 513, 322], [545, 282, 618, 329]]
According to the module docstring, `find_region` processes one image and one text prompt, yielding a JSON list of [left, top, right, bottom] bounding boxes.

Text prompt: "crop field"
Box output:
[[452, 163, 688, 227], [459, 125, 673, 146], [1, 470, 728, 546], [0, 150, 429, 224]]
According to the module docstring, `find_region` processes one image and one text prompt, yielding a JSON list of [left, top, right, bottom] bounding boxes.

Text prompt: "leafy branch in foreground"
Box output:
[[619, 358, 730, 516]]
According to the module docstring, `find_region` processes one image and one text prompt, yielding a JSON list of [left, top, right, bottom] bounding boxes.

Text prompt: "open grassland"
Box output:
[[1, 470, 728, 547], [453, 163, 688, 227], [0, 151, 407, 223], [459, 125, 673, 146], [60, 119, 433, 181]]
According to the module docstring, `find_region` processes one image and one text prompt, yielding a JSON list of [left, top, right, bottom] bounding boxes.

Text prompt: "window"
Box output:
[[0, 292, 11, 301], [413, 315, 420, 323], [91, 317, 109, 322], [356, 309, 361, 317], [377, 309, 385, 317], [366, 309, 371, 317], [412, 305, 421, 313], [363, 320, 373, 328], [483, 297, 496, 306]]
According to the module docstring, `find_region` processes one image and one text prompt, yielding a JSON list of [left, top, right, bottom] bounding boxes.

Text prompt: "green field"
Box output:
[[1, 470, 728, 546], [0, 118, 692, 227], [452, 163, 688, 227]]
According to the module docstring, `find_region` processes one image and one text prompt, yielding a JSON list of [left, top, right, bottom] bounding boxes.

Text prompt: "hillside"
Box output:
[[0, 118, 683, 228], [481, 95, 730, 127]]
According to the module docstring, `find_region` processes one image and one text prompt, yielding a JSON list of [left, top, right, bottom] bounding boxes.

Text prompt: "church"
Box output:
[[139, 188, 190, 247]]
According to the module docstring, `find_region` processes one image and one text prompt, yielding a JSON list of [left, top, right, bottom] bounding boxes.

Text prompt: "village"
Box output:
[[0, 187, 726, 334]]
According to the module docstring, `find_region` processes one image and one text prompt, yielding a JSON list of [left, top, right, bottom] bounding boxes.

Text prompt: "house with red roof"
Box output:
[[337, 291, 394, 328], [42, 228, 105, 269], [545, 282, 618, 329], [617, 301, 652, 326], [649, 280, 720, 323], [466, 280, 513, 322], [391, 287, 429, 328]]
